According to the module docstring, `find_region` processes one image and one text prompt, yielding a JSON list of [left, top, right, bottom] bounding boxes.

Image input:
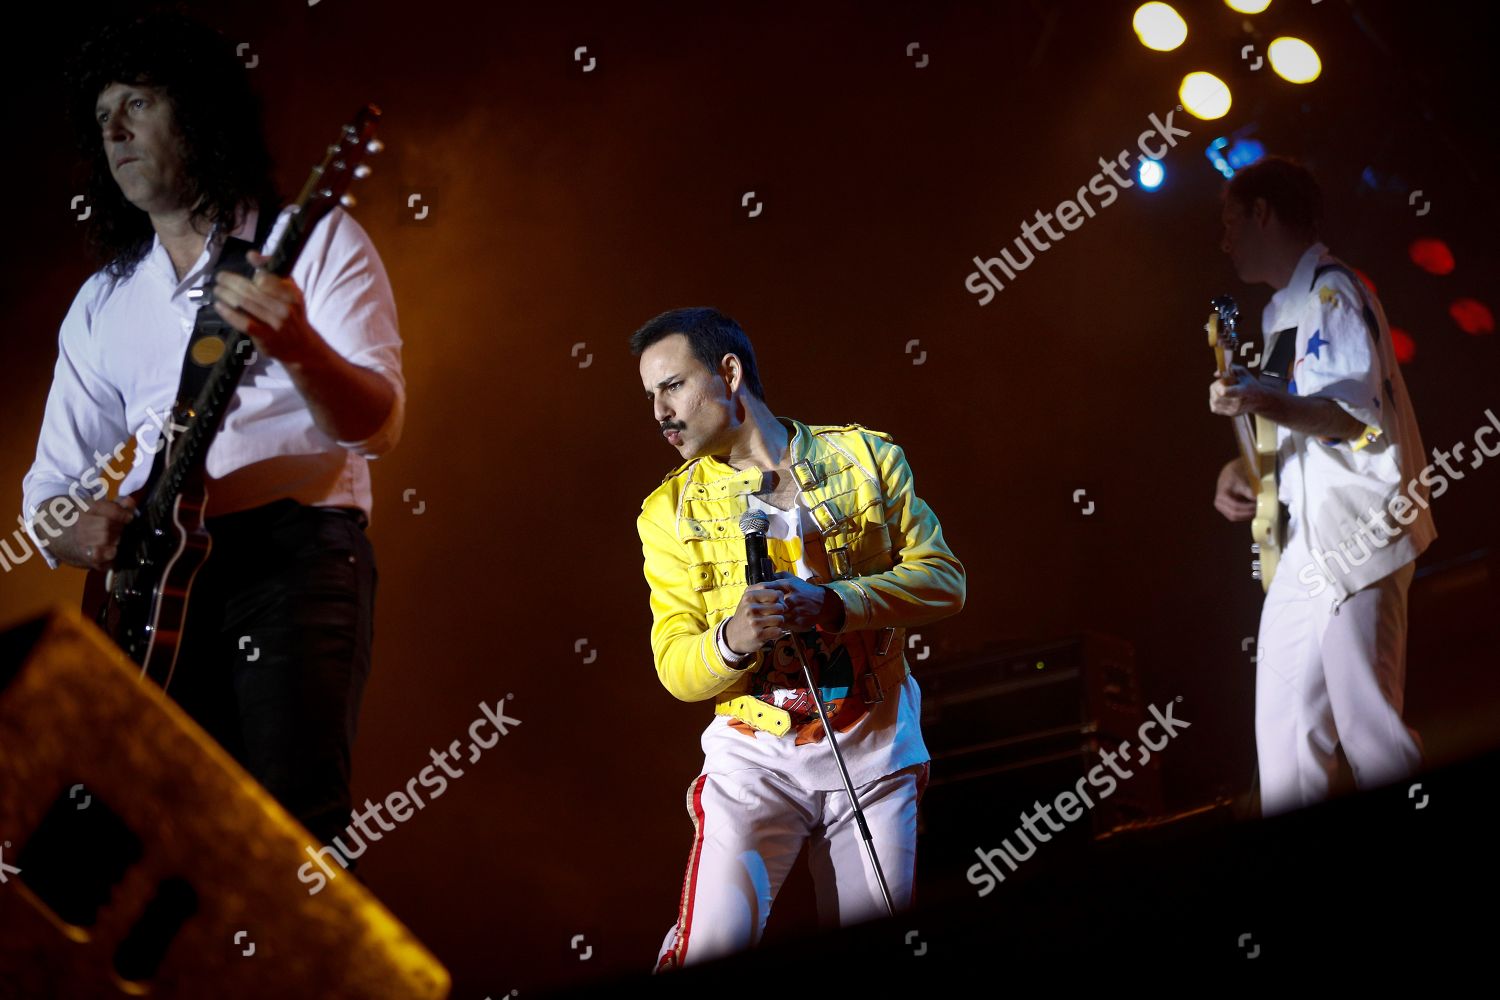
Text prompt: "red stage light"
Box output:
[[1390, 327, 1417, 363], [1408, 238, 1455, 275], [1448, 298, 1495, 336]]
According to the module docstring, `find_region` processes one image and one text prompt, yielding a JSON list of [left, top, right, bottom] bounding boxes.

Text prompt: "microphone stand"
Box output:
[[742, 510, 894, 917], [782, 626, 896, 918]]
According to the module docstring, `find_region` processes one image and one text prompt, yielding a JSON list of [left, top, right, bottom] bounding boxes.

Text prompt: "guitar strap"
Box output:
[[173, 203, 280, 410], [1262, 326, 1297, 381]]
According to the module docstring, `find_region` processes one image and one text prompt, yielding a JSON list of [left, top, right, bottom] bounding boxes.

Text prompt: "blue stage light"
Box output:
[[1138, 157, 1165, 189]]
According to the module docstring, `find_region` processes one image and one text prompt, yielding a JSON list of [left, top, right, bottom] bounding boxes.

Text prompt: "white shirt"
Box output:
[[21, 204, 404, 567], [1263, 242, 1435, 603], [704, 489, 929, 791]]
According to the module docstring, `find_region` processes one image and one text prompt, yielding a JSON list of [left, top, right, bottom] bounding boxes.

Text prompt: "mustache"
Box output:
[[660, 422, 684, 432]]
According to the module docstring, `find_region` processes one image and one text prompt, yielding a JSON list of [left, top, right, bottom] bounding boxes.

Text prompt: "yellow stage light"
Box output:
[[1180, 71, 1232, 119], [1269, 36, 1322, 83], [1133, 3, 1188, 51]]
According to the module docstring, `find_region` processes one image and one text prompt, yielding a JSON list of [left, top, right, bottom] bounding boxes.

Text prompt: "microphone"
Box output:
[[739, 510, 778, 652], [740, 510, 774, 585]]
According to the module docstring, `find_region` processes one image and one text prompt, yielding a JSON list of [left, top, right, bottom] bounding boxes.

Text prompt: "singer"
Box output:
[[631, 307, 966, 969]]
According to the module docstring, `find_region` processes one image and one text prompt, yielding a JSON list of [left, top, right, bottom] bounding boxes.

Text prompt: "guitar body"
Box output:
[[1249, 414, 1281, 589], [1207, 296, 1283, 592], [85, 475, 212, 691], [81, 105, 383, 688]]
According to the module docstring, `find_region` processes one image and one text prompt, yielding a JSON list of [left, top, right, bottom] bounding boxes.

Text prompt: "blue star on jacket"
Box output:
[[1305, 330, 1328, 360]]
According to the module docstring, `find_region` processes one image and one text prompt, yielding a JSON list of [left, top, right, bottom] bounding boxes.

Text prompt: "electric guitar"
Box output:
[[1206, 295, 1282, 591], [82, 106, 383, 689]]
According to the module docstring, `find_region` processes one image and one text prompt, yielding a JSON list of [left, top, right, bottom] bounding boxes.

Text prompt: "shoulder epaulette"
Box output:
[[810, 422, 894, 442]]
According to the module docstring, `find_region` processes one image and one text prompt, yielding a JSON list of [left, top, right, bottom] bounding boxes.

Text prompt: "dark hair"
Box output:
[[1224, 155, 1321, 236], [66, 9, 281, 280], [628, 307, 767, 402]]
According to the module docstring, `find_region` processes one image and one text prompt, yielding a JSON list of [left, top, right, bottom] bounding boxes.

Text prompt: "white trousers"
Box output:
[[653, 762, 928, 970], [1255, 533, 1423, 817]]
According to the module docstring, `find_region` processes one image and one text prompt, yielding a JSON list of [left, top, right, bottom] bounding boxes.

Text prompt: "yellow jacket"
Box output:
[[636, 416, 966, 735]]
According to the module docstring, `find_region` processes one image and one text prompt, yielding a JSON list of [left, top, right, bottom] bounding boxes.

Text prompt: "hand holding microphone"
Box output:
[[724, 587, 789, 657], [723, 511, 846, 658], [724, 510, 785, 656]]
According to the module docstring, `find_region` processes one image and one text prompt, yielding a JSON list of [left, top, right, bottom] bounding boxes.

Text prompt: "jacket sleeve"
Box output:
[[637, 500, 762, 702], [1296, 274, 1385, 437], [823, 439, 966, 633]]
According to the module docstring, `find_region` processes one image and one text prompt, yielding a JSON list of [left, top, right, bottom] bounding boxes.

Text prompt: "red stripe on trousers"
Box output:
[[657, 774, 709, 972]]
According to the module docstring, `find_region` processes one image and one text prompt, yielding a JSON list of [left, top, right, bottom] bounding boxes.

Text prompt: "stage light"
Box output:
[[1268, 37, 1321, 83], [1226, 137, 1264, 171], [1409, 238, 1456, 276], [1133, 3, 1188, 51], [1206, 137, 1233, 179], [1180, 72, 1232, 119], [1225, 0, 1272, 13], [1391, 327, 1416, 364], [1449, 299, 1495, 336], [1206, 130, 1263, 179], [1138, 158, 1165, 189]]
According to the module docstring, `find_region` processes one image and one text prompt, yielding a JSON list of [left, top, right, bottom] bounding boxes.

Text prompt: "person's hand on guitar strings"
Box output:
[[44, 494, 138, 571], [1213, 458, 1258, 523], [1209, 362, 1275, 418]]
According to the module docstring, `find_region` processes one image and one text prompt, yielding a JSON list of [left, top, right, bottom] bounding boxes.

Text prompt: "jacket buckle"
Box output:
[[875, 626, 896, 656], [861, 670, 885, 706]]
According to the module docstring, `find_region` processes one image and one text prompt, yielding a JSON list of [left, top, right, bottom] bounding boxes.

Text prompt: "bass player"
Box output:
[[1209, 156, 1433, 816]]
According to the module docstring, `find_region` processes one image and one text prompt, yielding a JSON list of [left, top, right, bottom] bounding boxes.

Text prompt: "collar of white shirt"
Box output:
[[1262, 241, 1329, 334], [143, 203, 272, 292]]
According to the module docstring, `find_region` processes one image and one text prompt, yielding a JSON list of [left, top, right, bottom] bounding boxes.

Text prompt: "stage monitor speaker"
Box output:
[[0, 606, 450, 999]]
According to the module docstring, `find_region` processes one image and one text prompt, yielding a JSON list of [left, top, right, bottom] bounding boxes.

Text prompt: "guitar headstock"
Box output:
[[264, 104, 383, 275], [1207, 294, 1240, 373]]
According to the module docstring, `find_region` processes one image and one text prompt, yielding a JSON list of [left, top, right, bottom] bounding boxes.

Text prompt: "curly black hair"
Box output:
[[66, 8, 281, 279]]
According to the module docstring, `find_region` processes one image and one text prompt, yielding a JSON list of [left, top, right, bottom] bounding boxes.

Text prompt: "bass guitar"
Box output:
[[1206, 294, 1282, 591]]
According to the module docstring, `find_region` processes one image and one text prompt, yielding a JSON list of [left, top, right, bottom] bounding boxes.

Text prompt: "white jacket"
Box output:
[[1264, 243, 1436, 606]]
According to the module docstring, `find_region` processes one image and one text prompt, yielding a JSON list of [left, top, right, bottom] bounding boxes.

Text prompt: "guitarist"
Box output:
[[18, 13, 404, 850], [1209, 156, 1434, 816]]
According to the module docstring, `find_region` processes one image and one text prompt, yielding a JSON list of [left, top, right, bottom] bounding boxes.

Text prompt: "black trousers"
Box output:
[[167, 499, 377, 851]]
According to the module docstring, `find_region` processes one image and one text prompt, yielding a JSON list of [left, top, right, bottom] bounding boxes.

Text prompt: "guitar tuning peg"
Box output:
[[366, 138, 384, 155], [353, 164, 372, 179], [340, 194, 357, 209]]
